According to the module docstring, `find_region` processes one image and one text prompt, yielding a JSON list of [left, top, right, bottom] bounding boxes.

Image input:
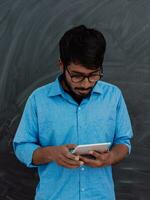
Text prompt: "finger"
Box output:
[[80, 156, 96, 163], [91, 151, 110, 159], [61, 154, 84, 166], [66, 144, 77, 149], [97, 152, 110, 161], [89, 151, 101, 158], [59, 160, 79, 168], [65, 158, 83, 166], [65, 152, 80, 161], [80, 156, 102, 167], [59, 158, 83, 168], [62, 146, 80, 161]]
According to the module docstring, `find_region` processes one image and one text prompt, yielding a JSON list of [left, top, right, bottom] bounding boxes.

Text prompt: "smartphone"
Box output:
[[71, 142, 111, 155]]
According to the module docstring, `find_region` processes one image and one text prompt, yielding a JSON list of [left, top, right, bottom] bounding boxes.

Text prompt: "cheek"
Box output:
[[65, 73, 81, 90], [71, 84, 79, 91], [73, 83, 82, 90], [66, 76, 77, 90]]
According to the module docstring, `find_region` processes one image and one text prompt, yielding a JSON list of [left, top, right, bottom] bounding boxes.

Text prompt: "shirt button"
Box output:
[[81, 167, 85, 171], [81, 188, 85, 192], [78, 107, 81, 110]]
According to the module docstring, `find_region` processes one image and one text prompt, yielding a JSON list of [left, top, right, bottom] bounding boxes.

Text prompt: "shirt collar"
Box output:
[[92, 80, 104, 95], [47, 75, 103, 97], [47, 76, 63, 97]]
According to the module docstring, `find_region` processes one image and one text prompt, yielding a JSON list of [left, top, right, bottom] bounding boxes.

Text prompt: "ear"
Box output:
[[59, 59, 64, 73]]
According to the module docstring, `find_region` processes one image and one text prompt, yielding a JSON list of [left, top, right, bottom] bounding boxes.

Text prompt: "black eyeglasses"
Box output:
[[66, 67, 103, 83]]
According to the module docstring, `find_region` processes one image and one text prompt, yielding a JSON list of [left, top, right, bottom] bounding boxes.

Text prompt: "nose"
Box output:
[[80, 77, 93, 89]]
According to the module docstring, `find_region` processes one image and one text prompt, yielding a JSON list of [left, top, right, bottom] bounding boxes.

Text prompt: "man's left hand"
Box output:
[[79, 151, 112, 168]]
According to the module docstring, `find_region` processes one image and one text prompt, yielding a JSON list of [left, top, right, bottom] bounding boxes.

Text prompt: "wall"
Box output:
[[0, 0, 150, 199]]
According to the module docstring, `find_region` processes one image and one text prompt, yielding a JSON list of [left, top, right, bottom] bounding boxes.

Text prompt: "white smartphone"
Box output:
[[71, 142, 111, 155]]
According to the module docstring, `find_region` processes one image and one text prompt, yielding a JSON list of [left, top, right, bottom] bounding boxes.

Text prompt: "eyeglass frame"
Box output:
[[65, 66, 103, 83]]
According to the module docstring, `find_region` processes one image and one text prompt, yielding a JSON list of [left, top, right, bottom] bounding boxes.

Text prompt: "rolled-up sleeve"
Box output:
[[113, 90, 133, 153], [13, 93, 40, 167]]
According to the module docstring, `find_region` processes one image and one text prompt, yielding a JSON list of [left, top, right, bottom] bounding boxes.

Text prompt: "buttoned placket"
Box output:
[[76, 105, 87, 198]]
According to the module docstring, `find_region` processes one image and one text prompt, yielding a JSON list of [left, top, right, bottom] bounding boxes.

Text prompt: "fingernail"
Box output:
[[75, 156, 79, 161], [80, 161, 84, 165]]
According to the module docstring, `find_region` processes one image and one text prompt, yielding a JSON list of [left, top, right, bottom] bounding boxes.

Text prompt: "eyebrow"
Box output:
[[71, 69, 100, 75]]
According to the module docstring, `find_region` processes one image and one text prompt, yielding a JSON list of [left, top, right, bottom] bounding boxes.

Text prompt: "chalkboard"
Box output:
[[0, 0, 150, 199]]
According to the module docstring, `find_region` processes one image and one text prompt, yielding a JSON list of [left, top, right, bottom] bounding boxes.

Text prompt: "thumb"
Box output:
[[66, 144, 77, 150]]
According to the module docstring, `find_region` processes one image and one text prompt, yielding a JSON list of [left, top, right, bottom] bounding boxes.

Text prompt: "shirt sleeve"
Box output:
[[13, 92, 40, 168], [113, 90, 133, 153]]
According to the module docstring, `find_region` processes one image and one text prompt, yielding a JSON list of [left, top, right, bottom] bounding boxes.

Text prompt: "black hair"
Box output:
[[59, 25, 106, 71]]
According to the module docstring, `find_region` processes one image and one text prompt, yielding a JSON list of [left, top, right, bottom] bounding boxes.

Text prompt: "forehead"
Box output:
[[68, 63, 98, 73]]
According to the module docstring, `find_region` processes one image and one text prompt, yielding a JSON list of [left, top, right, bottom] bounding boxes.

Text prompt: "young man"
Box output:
[[13, 25, 133, 200]]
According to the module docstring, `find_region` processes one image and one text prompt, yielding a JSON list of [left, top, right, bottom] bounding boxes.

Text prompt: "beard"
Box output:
[[61, 72, 94, 99]]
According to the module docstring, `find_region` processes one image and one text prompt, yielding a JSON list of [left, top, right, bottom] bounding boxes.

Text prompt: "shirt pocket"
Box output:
[[92, 118, 116, 143]]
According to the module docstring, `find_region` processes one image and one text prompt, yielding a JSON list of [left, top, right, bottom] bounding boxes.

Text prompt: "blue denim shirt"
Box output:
[[13, 77, 133, 200]]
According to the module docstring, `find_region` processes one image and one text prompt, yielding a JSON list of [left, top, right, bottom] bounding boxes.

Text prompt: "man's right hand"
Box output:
[[32, 144, 84, 169]]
